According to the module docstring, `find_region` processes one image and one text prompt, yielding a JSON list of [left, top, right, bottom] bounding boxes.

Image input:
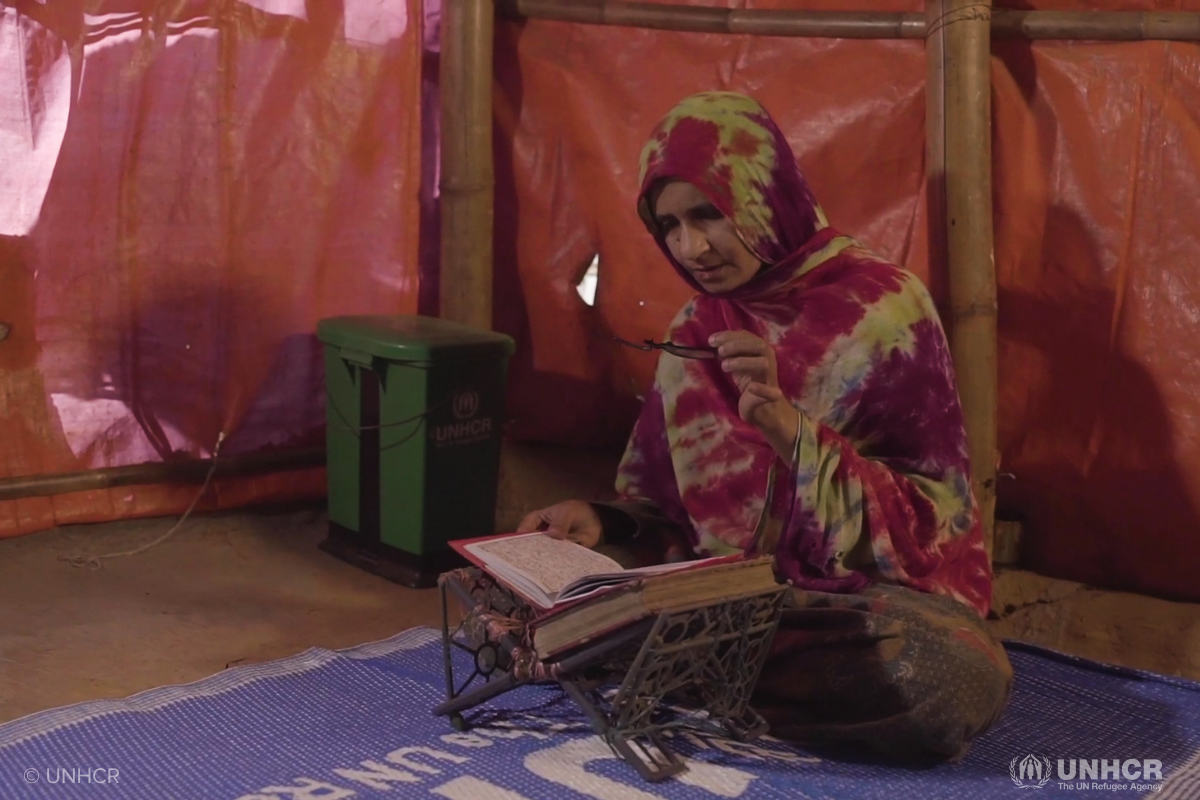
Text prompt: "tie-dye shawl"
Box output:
[[616, 93, 991, 616]]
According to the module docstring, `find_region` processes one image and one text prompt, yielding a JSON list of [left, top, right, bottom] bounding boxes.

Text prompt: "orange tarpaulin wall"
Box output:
[[0, 0, 423, 534], [4, 0, 1200, 605]]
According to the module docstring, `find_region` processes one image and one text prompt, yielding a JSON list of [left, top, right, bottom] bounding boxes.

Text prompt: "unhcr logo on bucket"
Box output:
[[434, 390, 492, 447], [1009, 753, 1164, 791], [452, 390, 480, 420]]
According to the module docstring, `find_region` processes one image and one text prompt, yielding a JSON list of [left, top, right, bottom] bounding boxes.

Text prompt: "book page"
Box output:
[[621, 554, 738, 576], [553, 554, 742, 604], [470, 534, 624, 598]]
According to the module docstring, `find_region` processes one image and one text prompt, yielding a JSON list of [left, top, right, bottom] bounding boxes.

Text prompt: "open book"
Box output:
[[450, 531, 737, 610], [529, 554, 780, 659]]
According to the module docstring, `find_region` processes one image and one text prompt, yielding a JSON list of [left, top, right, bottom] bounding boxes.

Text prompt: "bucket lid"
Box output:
[[317, 315, 515, 361]]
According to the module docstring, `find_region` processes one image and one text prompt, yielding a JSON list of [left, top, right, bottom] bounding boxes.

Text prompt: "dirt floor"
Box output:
[[2, 441, 1198, 725], [0, 506, 436, 725]]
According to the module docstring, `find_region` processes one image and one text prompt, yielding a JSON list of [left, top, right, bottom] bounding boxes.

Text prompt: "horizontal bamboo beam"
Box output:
[[992, 10, 1200, 41], [497, 0, 925, 37], [496, 0, 1200, 42], [0, 448, 325, 502]]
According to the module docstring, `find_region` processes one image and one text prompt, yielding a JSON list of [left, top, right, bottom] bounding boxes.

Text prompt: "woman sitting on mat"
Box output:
[[517, 91, 1013, 763]]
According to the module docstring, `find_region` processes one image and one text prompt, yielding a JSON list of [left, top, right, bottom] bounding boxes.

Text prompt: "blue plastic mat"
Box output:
[[2, 627, 1198, 799]]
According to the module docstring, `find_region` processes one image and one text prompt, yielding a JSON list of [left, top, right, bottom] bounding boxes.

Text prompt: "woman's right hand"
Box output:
[[516, 500, 603, 549]]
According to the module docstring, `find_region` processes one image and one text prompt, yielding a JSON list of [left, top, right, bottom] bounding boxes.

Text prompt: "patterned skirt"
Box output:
[[752, 583, 1014, 763]]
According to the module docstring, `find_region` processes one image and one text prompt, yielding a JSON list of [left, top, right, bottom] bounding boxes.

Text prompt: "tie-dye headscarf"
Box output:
[[615, 92, 991, 616]]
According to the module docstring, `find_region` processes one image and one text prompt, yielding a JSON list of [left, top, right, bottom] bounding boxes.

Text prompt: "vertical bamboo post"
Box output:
[[926, 0, 999, 558], [439, 0, 496, 329]]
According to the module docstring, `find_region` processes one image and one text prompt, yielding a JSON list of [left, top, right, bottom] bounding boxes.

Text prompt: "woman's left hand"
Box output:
[[709, 330, 792, 431]]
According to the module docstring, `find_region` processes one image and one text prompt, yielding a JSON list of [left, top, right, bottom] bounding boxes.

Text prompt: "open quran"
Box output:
[[450, 532, 729, 608], [448, 532, 779, 659]]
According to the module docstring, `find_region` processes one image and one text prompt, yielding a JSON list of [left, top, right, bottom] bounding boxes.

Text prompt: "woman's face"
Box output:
[[652, 181, 764, 294]]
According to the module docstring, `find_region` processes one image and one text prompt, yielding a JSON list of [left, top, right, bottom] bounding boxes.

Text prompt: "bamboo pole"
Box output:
[[496, 0, 1200, 42], [927, 0, 999, 558], [925, 4, 948, 336], [0, 449, 326, 502], [440, 0, 497, 330], [992, 10, 1200, 41], [496, 0, 925, 37]]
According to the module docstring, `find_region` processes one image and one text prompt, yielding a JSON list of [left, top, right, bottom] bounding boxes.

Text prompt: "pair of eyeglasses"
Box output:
[[612, 336, 718, 360]]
